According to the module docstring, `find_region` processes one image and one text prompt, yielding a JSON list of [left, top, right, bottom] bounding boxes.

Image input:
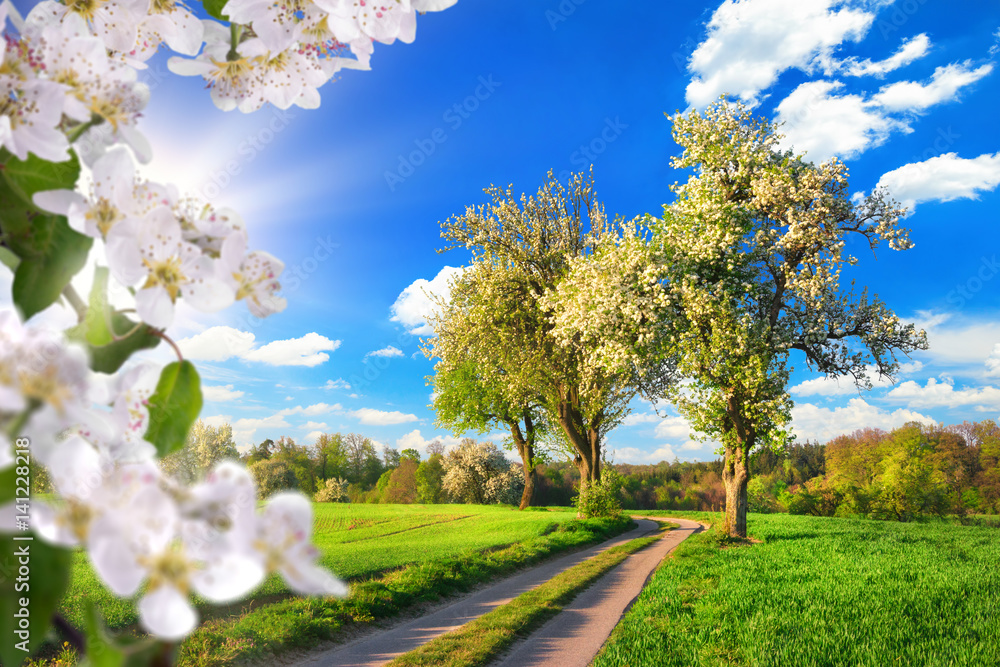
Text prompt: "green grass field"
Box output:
[[597, 511, 1000, 666], [57, 504, 583, 632]]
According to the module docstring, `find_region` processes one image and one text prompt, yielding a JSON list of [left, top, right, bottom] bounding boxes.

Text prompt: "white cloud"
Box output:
[[789, 366, 902, 397], [622, 412, 659, 426], [178, 327, 341, 367], [791, 397, 935, 443], [790, 375, 866, 397], [916, 317, 1000, 368], [178, 326, 256, 361], [280, 403, 342, 417], [886, 378, 1000, 410], [986, 345, 1000, 377], [231, 413, 293, 446], [201, 414, 232, 429], [202, 384, 245, 402], [395, 429, 462, 455], [876, 152, 1000, 213], [912, 310, 951, 332], [227, 405, 340, 445], [324, 378, 351, 390], [609, 445, 680, 464], [871, 61, 993, 111], [776, 80, 906, 161], [685, 0, 873, 107], [840, 33, 930, 77], [390, 266, 466, 336], [305, 430, 325, 443], [350, 408, 419, 425], [243, 333, 341, 367], [654, 416, 693, 440], [365, 345, 404, 359]]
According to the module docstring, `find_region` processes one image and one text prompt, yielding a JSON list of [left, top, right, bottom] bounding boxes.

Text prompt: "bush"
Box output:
[[248, 458, 299, 498], [442, 439, 520, 505], [575, 467, 624, 518], [314, 477, 349, 503]]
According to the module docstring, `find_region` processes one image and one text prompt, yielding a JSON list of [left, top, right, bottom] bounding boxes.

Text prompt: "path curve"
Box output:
[[490, 516, 703, 667], [293, 517, 692, 667]]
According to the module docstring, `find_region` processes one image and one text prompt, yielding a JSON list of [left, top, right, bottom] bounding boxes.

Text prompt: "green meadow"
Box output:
[[44, 504, 630, 666], [45, 506, 1000, 667], [57, 504, 583, 631], [597, 511, 1000, 667]]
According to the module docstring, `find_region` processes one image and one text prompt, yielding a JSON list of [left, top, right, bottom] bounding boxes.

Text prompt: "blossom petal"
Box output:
[[136, 285, 174, 329], [139, 586, 198, 640], [193, 553, 264, 602]]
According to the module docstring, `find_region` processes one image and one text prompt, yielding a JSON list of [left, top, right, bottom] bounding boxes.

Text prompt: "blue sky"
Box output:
[[17, 0, 1000, 463]]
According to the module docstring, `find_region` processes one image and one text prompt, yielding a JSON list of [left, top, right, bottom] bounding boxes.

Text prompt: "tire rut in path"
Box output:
[[292, 516, 701, 667], [490, 517, 704, 667]]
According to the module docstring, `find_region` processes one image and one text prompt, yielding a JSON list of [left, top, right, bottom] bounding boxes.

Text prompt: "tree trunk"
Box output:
[[722, 442, 750, 538], [511, 412, 539, 510], [554, 386, 603, 516], [520, 466, 537, 510]]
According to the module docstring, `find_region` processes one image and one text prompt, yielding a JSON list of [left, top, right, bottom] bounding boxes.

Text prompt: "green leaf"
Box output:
[[78, 600, 168, 667], [202, 0, 229, 21], [0, 534, 72, 667], [0, 467, 15, 505], [144, 361, 203, 458], [0, 245, 19, 271], [0, 150, 91, 319], [65, 267, 162, 374], [11, 215, 93, 319], [0, 150, 80, 202], [81, 601, 127, 667], [82, 266, 115, 346], [84, 320, 161, 374]]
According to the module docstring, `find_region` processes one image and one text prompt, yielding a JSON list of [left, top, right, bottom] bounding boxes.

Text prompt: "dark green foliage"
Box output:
[[248, 458, 299, 498], [416, 454, 446, 503]]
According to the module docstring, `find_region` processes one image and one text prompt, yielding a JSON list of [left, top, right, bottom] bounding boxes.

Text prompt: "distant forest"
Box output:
[[36, 419, 998, 522]]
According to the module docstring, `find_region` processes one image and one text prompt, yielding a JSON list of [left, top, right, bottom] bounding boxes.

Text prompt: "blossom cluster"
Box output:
[[1, 3, 151, 165], [35, 147, 286, 327], [168, 0, 457, 112], [0, 314, 344, 640]]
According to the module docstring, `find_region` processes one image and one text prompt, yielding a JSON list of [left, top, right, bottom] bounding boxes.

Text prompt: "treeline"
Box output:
[[56, 417, 997, 522], [153, 423, 526, 505], [765, 420, 1000, 520], [601, 420, 1000, 521]]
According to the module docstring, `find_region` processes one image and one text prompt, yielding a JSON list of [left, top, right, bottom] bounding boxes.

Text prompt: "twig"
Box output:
[[151, 328, 184, 361], [52, 614, 86, 654]]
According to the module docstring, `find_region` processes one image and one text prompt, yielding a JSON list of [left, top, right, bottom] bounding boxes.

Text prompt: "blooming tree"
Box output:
[[0, 0, 458, 662], [550, 99, 927, 538], [425, 292, 554, 510], [441, 438, 523, 505], [427, 171, 670, 500], [314, 476, 349, 503]]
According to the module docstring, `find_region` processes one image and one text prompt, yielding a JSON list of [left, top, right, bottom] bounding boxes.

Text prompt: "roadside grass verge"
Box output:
[[33, 505, 625, 666], [386, 523, 676, 667], [57, 504, 583, 632], [176, 513, 631, 666], [594, 513, 1000, 666]]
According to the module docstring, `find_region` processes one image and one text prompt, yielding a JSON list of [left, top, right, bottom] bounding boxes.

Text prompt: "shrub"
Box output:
[[314, 477, 349, 503], [575, 467, 624, 518]]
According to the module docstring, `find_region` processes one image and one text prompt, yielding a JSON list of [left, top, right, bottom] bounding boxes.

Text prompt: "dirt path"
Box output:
[[490, 517, 704, 667], [292, 517, 685, 667]]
